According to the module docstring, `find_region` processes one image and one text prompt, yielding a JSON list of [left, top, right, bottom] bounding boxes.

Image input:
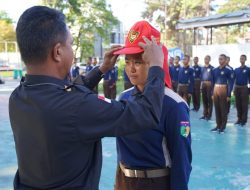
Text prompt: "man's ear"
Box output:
[[52, 43, 62, 62]]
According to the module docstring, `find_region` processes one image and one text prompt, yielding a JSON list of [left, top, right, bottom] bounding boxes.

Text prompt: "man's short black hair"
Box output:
[[220, 54, 227, 59], [16, 6, 68, 64], [206, 55, 211, 60], [184, 54, 190, 60], [175, 56, 180, 60], [241, 54, 247, 59]]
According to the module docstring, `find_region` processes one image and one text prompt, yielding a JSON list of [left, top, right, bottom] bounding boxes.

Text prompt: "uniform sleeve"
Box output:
[[73, 66, 103, 90], [166, 103, 192, 190], [211, 68, 216, 95], [188, 69, 194, 94], [229, 69, 235, 96], [75, 66, 165, 141], [227, 69, 234, 97]]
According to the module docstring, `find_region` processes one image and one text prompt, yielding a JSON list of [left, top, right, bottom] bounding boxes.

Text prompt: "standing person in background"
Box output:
[[92, 57, 99, 94], [85, 57, 93, 74], [171, 56, 181, 92], [200, 55, 214, 120], [123, 68, 133, 90], [226, 56, 235, 114], [192, 56, 201, 111], [211, 54, 234, 134], [177, 55, 194, 106], [234, 55, 250, 126], [103, 65, 118, 99], [93, 57, 98, 66], [113, 20, 191, 190], [169, 57, 174, 67]]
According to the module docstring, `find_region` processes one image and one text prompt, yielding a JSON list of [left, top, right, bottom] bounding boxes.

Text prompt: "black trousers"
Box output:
[[114, 166, 170, 190], [234, 86, 249, 124], [192, 79, 201, 111], [201, 81, 213, 119], [213, 85, 228, 129]]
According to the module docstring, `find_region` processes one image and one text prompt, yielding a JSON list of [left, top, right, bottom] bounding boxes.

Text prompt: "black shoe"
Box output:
[[211, 127, 218, 132], [218, 129, 225, 134], [206, 117, 211, 121], [241, 123, 246, 127], [234, 121, 241, 125], [200, 116, 206, 120]]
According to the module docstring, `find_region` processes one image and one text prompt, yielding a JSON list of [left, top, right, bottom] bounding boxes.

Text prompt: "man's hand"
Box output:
[[138, 36, 164, 68], [211, 95, 214, 100], [100, 45, 122, 74]]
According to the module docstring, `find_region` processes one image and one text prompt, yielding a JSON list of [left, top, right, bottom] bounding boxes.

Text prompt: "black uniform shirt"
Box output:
[[9, 66, 164, 190]]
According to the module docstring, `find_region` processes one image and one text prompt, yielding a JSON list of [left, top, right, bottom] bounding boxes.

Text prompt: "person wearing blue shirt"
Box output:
[[169, 57, 174, 67], [113, 21, 192, 190], [103, 65, 118, 99], [226, 56, 235, 114], [192, 56, 201, 111], [123, 68, 133, 90], [200, 55, 214, 120], [211, 54, 234, 133], [177, 55, 194, 106], [85, 57, 93, 73], [234, 55, 250, 126], [170, 56, 181, 92]]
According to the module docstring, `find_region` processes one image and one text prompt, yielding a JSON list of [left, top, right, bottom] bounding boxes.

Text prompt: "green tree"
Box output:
[[142, 0, 209, 48], [217, 0, 250, 44], [0, 10, 16, 52], [42, 0, 118, 60], [218, 0, 250, 13]]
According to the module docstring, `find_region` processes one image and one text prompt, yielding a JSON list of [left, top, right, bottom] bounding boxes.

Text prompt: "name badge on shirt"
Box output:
[[196, 68, 199, 71], [221, 71, 224, 75], [243, 69, 247, 73], [185, 70, 188, 74], [176, 68, 179, 71], [207, 69, 210, 72]]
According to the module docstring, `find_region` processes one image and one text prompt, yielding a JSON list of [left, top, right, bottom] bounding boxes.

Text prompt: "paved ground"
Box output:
[[0, 80, 250, 190]]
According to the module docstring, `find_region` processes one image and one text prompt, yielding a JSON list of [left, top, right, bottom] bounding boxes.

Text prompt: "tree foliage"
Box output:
[[0, 10, 16, 52], [42, 0, 118, 60], [142, 0, 209, 47], [218, 0, 250, 13]]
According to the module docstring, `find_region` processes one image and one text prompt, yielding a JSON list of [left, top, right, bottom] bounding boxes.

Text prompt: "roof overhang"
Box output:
[[176, 10, 250, 30]]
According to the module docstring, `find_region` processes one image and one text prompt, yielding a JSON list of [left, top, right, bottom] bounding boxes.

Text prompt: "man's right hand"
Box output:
[[138, 36, 164, 68], [100, 45, 122, 74]]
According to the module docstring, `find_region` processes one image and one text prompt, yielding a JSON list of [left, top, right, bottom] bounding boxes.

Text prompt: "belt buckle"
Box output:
[[134, 169, 147, 178]]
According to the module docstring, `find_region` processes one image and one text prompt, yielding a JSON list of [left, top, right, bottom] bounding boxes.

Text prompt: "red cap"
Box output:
[[114, 20, 172, 88], [114, 20, 160, 55]]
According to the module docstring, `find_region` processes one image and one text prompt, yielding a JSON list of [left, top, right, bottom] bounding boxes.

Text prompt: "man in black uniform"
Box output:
[[9, 6, 165, 190]]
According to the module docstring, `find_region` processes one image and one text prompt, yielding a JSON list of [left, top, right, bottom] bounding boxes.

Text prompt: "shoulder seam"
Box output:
[[164, 88, 189, 108]]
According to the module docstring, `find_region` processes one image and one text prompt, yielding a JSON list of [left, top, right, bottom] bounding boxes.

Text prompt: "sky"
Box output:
[[0, 0, 146, 30]]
